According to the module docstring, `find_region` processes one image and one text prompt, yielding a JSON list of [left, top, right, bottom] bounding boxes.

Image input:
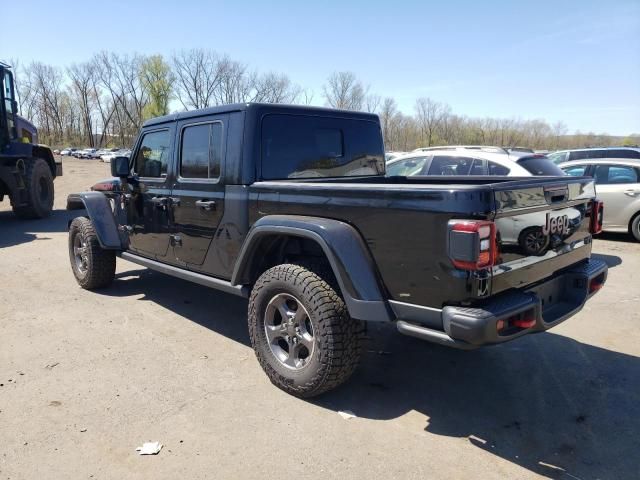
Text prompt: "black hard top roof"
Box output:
[[142, 102, 379, 128]]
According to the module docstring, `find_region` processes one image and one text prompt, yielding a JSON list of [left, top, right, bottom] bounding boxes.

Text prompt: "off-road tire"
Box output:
[[12, 158, 54, 219], [630, 213, 640, 242], [68, 217, 116, 289], [248, 264, 364, 397]]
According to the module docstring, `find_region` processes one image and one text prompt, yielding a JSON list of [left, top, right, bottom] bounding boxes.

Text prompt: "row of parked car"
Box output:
[[384, 145, 640, 241], [55, 147, 132, 162]]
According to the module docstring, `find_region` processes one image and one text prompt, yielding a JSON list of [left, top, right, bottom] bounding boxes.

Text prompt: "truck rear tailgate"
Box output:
[[490, 176, 599, 295]]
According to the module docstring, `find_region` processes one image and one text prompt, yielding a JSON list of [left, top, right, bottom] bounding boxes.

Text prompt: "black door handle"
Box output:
[[195, 200, 216, 211]]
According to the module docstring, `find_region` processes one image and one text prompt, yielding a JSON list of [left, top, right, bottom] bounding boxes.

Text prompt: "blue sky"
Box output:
[[2, 0, 639, 135]]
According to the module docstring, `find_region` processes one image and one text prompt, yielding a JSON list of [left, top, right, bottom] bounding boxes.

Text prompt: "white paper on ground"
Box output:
[[136, 441, 163, 455]]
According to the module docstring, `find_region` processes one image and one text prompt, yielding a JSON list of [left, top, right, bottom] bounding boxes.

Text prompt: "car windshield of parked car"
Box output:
[[261, 114, 384, 179], [386, 156, 428, 176], [518, 156, 566, 175]]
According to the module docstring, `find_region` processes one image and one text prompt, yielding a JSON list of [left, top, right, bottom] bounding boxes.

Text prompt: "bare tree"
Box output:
[[414, 97, 446, 147], [68, 62, 96, 146], [172, 49, 223, 110], [323, 71, 366, 110], [379, 97, 397, 148]]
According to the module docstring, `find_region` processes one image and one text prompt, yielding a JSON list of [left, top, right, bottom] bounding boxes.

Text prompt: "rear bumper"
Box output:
[[393, 258, 608, 349]]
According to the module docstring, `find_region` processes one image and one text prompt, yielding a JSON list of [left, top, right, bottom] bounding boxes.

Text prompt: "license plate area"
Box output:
[[527, 275, 578, 326]]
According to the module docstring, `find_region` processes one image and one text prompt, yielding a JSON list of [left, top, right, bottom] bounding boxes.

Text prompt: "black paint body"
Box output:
[[72, 103, 601, 332]]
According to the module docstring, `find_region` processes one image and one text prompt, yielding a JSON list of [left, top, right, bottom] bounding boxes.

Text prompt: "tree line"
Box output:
[[5, 50, 637, 150]]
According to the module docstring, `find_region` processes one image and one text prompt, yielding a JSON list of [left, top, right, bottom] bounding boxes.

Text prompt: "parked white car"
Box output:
[[386, 149, 574, 254], [496, 207, 583, 255], [561, 159, 640, 241], [386, 150, 540, 177], [101, 149, 130, 163]]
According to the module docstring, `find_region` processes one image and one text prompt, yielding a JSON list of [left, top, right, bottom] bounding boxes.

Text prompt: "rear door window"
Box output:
[[427, 156, 475, 175], [469, 159, 486, 175], [487, 161, 510, 175], [261, 114, 384, 179], [180, 122, 223, 180], [593, 165, 639, 184]]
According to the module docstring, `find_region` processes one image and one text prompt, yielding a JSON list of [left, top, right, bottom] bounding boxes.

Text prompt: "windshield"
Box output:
[[517, 156, 566, 176]]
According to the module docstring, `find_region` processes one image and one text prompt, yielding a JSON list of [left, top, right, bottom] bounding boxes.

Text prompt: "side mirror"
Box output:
[[111, 156, 130, 178]]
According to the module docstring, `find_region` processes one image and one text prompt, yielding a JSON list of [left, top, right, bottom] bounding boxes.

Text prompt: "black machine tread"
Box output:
[[12, 157, 54, 219]]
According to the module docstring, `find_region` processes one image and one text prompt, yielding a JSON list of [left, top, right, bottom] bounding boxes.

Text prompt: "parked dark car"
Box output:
[[67, 103, 607, 397]]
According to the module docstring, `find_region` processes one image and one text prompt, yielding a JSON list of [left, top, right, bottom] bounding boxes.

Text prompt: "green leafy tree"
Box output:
[[139, 55, 174, 120]]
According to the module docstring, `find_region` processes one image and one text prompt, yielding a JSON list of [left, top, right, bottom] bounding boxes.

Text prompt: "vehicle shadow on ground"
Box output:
[[99, 266, 638, 479], [316, 324, 640, 479], [591, 252, 622, 268], [0, 209, 79, 248], [597, 231, 636, 244], [104, 269, 250, 346]]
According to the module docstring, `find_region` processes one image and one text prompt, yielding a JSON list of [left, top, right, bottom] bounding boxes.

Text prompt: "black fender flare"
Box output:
[[231, 215, 392, 322], [31, 145, 57, 178], [67, 192, 123, 249]]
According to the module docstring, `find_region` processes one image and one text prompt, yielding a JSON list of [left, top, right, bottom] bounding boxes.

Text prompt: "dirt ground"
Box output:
[[1, 157, 639, 480]]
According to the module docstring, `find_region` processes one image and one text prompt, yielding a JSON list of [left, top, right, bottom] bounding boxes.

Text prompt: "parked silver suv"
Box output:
[[561, 159, 640, 241], [550, 147, 640, 165]]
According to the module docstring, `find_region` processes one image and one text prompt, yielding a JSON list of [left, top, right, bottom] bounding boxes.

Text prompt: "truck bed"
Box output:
[[250, 175, 597, 309]]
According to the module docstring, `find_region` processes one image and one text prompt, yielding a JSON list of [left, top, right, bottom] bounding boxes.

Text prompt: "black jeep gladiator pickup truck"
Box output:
[[67, 103, 607, 397]]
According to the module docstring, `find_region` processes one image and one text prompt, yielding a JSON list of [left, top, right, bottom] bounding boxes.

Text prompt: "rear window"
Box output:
[[261, 114, 384, 179], [517, 156, 566, 176]]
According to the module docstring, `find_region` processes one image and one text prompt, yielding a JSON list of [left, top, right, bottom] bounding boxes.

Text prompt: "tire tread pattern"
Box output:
[[68, 217, 116, 289], [248, 264, 363, 398], [12, 158, 54, 219]]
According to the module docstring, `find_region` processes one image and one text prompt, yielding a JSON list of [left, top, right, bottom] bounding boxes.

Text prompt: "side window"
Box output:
[[180, 122, 223, 180], [386, 156, 428, 176], [563, 165, 590, 177], [594, 165, 638, 184], [569, 151, 590, 160], [610, 149, 640, 159], [134, 130, 171, 178], [488, 161, 510, 175], [427, 156, 474, 175], [469, 159, 486, 175]]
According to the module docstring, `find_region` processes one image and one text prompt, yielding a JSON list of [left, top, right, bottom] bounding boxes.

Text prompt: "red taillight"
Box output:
[[589, 273, 605, 294], [448, 220, 497, 271], [590, 200, 603, 234]]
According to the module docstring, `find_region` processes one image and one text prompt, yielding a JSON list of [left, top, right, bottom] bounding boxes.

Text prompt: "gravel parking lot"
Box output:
[[1, 157, 639, 479]]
